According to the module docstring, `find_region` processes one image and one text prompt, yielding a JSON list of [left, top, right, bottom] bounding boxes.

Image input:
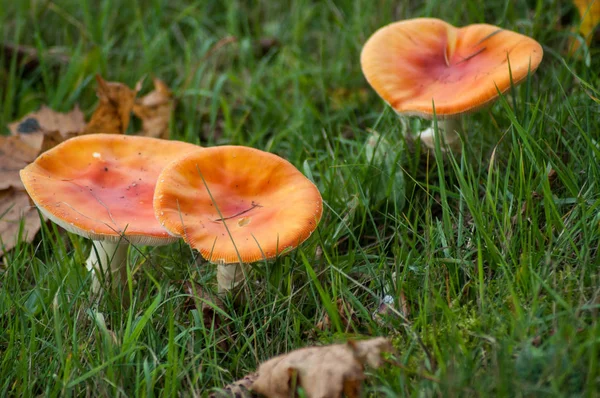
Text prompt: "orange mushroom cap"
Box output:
[[154, 146, 323, 264], [360, 18, 543, 118], [20, 134, 200, 245]]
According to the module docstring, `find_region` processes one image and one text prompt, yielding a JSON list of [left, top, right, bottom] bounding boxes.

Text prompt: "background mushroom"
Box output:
[[153, 145, 323, 294], [360, 18, 543, 153], [20, 134, 199, 295]]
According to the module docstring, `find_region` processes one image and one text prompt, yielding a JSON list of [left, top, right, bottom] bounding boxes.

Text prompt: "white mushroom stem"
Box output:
[[85, 241, 129, 296], [418, 117, 463, 153], [216, 263, 249, 295]]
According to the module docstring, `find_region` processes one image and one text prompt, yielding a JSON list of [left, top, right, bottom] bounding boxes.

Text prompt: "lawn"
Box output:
[[1, 0, 599, 396]]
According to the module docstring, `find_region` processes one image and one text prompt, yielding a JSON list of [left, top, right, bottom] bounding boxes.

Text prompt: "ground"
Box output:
[[1, 0, 599, 396]]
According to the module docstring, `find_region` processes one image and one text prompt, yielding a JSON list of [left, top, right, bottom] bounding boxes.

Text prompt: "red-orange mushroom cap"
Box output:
[[360, 18, 544, 118], [154, 146, 323, 264], [20, 134, 200, 244]]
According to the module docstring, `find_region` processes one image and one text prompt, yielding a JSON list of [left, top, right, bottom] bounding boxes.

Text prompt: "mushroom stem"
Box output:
[[85, 241, 129, 296], [216, 263, 249, 295], [418, 117, 463, 153]]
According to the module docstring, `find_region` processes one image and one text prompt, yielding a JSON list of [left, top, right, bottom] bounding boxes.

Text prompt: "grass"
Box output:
[[1, 0, 599, 396]]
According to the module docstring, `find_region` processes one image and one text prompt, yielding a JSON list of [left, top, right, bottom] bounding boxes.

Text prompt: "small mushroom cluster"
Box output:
[[360, 18, 543, 153], [20, 134, 323, 296], [18, 18, 543, 301]]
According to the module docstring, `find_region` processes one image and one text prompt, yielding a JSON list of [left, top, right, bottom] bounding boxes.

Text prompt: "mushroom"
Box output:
[[360, 18, 543, 153], [20, 134, 199, 295], [153, 145, 323, 294]]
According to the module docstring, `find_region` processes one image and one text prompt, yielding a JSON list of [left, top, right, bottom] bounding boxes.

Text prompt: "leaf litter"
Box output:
[[132, 77, 174, 139], [212, 337, 393, 398], [0, 75, 174, 257]]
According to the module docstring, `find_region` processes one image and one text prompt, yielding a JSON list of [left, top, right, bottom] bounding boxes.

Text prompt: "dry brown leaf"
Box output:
[[0, 188, 42, 256], [8, 105, 86, 150], [1, 106, 85, 255], [1, 75, 144, 257], [2, 107, 84, 190], [84, 75, 141, 135], [0, 135, 39, 190], [251, 337, 393, 398], [132, 77, 173, 139], [8, 105, 86, 135], [210, 373, 259, 398]]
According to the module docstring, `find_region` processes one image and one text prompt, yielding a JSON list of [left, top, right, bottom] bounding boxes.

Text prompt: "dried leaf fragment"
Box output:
[[8, 105, 86, 135], [84, 75, 140, 135], [251, 337, 393, 398], [133, 77, 174, 139], [1, 75, 144, 258], [8, 105, 86, 151], [1, 106, 86, 256], [210, 373, 259, 398], [0, 135, 39, 190], [0, 188, 42, 256]]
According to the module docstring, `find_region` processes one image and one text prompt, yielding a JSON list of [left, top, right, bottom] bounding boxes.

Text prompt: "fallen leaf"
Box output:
[[84, 75, 141, 135], [8, 105, 86, 151], [1, 75, 144, 258], [0, 135, 39, 190], [251, 337, 393, 398], [132, 77, 174, 139], [574, 0, 600, 40], [0, 188, 42, 256], [1, 106, 85, 256], [8, 105, 86, 136], [210, 373, 259, 398], [568, 0, 600, 55]]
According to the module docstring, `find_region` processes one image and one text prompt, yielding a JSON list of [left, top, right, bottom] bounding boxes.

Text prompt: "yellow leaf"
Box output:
[[569, 0, 600, 55]]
